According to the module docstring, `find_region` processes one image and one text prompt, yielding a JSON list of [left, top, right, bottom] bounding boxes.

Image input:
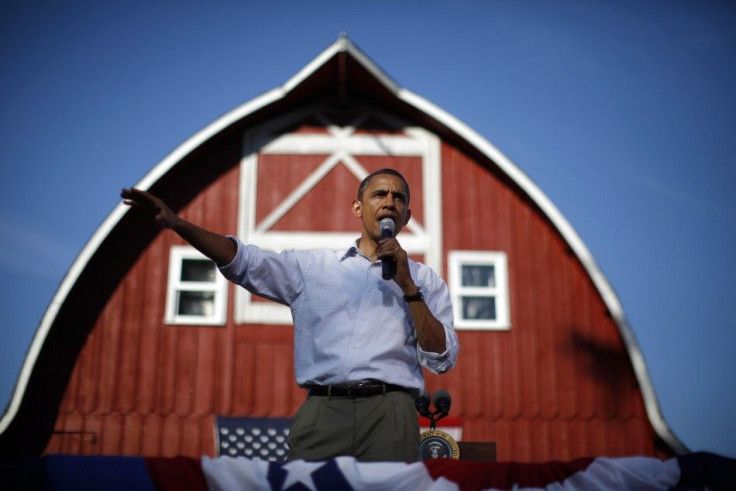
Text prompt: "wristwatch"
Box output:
[[404, 287, 424, 303]]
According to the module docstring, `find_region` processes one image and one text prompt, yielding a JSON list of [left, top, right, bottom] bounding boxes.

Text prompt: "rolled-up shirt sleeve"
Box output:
[[416, 266, 459, 374], [419, 325, 458, 374]]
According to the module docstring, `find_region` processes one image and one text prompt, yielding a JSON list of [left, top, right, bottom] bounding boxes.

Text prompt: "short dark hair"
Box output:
[[357, 168, 411, 203]]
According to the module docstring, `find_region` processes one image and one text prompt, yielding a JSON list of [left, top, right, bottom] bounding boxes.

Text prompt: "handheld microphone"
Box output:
[[379, 218, 396, 280], [414, 390, 432, 419], [432, 389, 452, 416]]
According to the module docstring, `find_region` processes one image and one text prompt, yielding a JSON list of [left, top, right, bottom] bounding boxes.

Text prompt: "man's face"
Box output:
[[352, 174, 411, 240]]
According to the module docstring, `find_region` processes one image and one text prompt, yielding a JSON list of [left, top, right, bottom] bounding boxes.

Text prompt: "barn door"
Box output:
[[235, 104, 442, 324]]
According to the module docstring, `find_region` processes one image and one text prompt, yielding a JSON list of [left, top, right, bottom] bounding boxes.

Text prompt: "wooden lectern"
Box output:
[[457, 442, 497, 462]]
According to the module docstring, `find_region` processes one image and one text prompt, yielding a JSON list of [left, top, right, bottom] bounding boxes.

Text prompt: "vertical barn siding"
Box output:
[[47, 163, 249, 457], [432, 143, 658, 460], [138, 242, 166, 415], [46, 118, 662, 461]]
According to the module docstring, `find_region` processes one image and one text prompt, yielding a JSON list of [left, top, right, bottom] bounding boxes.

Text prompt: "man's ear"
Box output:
[[352, 199, 362, 218], [403, 209, 412, 227]]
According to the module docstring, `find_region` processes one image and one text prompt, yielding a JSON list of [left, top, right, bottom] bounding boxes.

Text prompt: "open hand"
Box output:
[[120, 188, 179, 229]]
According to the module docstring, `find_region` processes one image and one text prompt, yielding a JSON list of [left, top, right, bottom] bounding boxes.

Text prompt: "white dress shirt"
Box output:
[[219, 237, 459, 395]]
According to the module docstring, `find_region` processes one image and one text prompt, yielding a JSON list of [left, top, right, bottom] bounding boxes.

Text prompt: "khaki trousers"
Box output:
[[287, 391, 420, 462]]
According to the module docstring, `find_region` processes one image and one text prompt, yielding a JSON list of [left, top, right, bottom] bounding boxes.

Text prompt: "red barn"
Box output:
[[0, 36, 686, 462]]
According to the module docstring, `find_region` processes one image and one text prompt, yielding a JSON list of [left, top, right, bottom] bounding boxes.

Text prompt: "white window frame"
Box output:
[[449, 250, 510, 331], [165, 245, 228, 325]]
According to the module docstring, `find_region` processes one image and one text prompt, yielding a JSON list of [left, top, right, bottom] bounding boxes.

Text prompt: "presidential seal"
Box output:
[[419, 430, 460, 460]]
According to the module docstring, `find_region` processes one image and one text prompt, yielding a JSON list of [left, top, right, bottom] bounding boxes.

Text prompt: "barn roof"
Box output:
[[0, 35, 687, 457]]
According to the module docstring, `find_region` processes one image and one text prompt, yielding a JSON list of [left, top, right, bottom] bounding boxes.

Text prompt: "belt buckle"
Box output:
[[347, 383, 366, 397], [348, 382, 371, 397]]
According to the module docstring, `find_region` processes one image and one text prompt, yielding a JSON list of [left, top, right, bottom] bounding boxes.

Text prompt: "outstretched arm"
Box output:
[[121, 187, 237, 266]]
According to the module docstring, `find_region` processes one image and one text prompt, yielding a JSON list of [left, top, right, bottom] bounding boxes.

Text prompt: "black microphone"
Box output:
[[414, 390, 432, 419], [379, 218, 396, 280], [432, 389, 452, 416]]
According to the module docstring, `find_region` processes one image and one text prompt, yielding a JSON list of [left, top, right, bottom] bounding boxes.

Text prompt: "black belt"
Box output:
[[307, 382, 408, 398]]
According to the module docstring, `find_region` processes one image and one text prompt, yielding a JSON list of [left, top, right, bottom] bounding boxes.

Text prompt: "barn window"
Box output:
[[165, 246, 228, 325], [449, 251, 510, 330]]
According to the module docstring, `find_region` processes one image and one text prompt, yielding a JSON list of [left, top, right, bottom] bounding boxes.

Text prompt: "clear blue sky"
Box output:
[[1, 1, 734, 458]]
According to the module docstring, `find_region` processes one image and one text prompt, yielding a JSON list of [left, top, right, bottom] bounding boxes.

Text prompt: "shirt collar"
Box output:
[[341, 239, 366, 261]]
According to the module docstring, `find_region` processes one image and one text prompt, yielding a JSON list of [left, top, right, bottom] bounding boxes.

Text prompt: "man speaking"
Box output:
[[121, 168, 459, 462]]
